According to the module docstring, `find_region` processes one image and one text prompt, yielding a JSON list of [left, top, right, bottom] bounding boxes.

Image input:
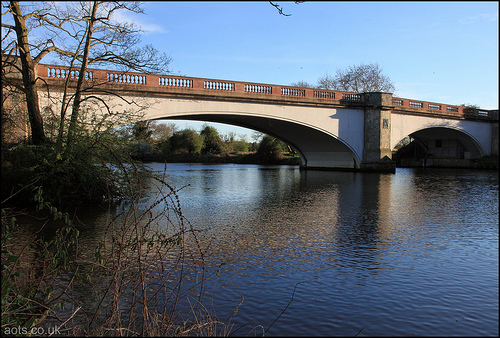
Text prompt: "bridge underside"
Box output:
[[160, 114, 359, 170], [407, 127, 485, 167], [391, 113, 494, 166], [410, 127, 483, 158]]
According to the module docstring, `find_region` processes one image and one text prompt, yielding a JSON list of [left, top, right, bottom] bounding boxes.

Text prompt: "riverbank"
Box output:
[[158, 153, 498, 170], [145, 151, 302, 165]]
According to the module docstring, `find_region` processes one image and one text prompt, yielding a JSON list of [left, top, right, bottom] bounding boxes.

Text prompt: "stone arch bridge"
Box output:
[[11, 63, 500, 171]]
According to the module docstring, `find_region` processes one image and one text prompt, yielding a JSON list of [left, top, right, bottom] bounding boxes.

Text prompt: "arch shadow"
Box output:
[[393, 126, 485, 160]]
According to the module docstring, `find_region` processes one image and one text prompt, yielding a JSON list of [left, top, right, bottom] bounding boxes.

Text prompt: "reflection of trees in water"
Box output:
[[77, 168, 396, 318], [168, 169, 391, 278]]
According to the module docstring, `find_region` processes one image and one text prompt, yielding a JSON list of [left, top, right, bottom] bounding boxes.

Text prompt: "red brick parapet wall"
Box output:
[[36, 63, 498, 121]]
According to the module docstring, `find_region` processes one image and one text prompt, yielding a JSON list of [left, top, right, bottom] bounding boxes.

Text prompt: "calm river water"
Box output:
[[76, 164, 500, 336]]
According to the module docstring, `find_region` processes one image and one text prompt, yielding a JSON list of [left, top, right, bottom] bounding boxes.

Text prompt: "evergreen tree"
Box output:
[[257, 135, 287, 163], [200, 125, 224, 154], [169, 129, 203, 154]]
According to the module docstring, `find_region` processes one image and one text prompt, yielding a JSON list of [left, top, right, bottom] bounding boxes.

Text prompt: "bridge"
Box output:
[[6, 62, 500, 171]]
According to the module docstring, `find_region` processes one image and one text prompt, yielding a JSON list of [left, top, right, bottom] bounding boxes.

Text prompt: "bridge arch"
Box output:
[[391, 114, 489, 160], [28, 65, 496, 171], [135, 96, 365, 169], [151, 111, 362, 168]]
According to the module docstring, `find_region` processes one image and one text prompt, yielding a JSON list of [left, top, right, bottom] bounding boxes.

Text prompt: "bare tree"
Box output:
[[2, 1, 172, 146], [150, 121, 178, 143], [316, 73, 335, 90], [45, 1, 172, 145], [1, 1, 55, 144], [290, 80, 315, 88], [460, 103, 480, 109], [317, 63, 395, 93]]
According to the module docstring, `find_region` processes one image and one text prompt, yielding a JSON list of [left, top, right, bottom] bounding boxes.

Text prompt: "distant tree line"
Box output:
[[120, 121, 299, 164]]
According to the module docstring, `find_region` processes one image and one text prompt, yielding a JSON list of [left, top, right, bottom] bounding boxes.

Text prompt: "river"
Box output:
[[30, 164, 500, 336], [117, 163, 497, 336]]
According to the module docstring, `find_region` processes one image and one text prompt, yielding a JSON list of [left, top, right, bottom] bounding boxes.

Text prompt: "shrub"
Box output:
[[256, 135, 287, 163], [1, 137, 121, 207]]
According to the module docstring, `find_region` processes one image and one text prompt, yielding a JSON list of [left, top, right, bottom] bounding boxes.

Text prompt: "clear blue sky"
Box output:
[[119, 1, 498, 137]]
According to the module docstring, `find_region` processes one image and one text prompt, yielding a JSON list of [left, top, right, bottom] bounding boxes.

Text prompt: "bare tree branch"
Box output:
[[269, 1, 304, 16]]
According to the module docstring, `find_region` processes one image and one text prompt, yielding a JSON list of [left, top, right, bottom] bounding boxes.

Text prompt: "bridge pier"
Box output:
[[360, 92, 396, 173]]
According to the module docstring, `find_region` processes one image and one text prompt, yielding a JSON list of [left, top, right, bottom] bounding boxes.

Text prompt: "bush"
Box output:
[[233, 140, 249, 153], [1, 190, 81, 332], [256, 135, 287, 163], [127, 142, 154, 161], [1, 137, 121, 207], [168, 129, 203, 154], [1, 165, 234, 336]]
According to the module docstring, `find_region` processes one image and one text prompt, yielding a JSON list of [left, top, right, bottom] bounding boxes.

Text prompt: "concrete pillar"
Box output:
[[361, 92, 396, 172]]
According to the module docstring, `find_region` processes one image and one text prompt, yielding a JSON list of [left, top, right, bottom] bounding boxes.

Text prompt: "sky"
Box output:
[[11, 1, 498, 138]]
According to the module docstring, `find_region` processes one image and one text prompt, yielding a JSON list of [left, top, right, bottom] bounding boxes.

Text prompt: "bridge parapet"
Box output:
[[34, 62, 498, 122], [37, 62, 367, 102], [392, 97, 466, 116], [464, 108, 499, 120], [392, 96, 498, 121]]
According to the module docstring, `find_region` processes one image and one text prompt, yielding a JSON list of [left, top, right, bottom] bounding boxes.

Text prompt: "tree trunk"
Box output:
[[10, 1, 46, 145], [66, 1, 98, 145]]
